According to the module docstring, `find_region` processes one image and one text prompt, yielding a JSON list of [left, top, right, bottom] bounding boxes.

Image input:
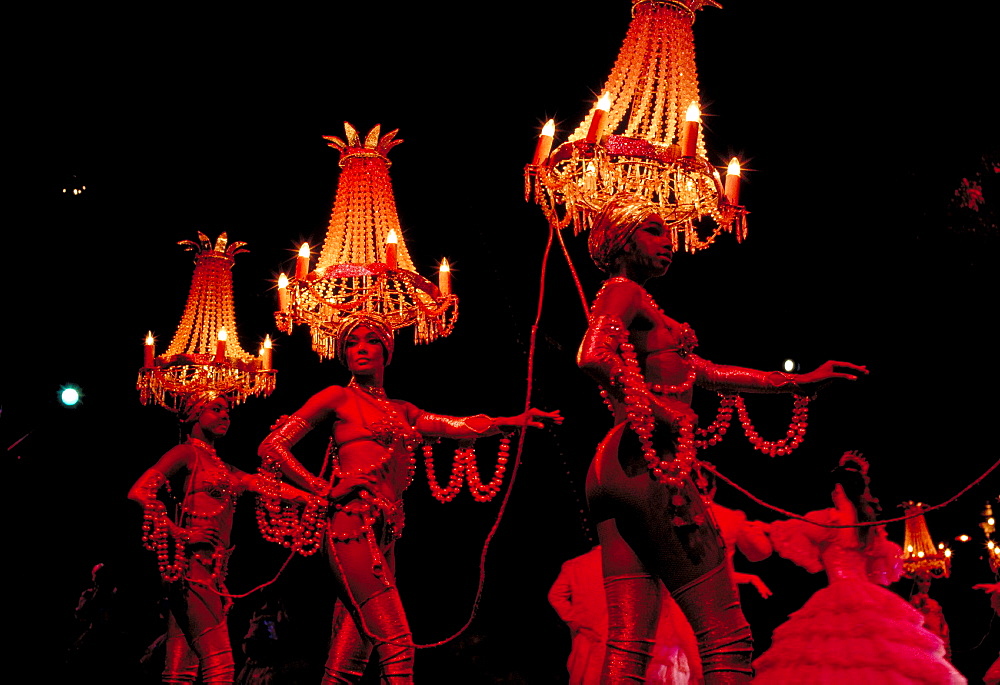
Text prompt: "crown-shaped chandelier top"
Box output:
[[316, 124, 417, 272]]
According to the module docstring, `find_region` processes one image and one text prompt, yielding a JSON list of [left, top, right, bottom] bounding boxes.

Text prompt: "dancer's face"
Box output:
[[624, 214, 673, 277], [344, 325, 386, 376], [196, 397, 231, 438]]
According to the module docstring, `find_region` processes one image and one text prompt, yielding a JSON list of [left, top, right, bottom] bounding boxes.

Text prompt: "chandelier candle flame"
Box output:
[[526, 0, 746, 253], [137, 233, 277, 412], [276, 122, 458, 358]]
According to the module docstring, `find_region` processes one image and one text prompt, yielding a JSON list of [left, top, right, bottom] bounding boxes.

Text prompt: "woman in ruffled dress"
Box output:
[[258, 314, 561, 683], [753, 453, 965, 684], [577, 194, 867, 684]]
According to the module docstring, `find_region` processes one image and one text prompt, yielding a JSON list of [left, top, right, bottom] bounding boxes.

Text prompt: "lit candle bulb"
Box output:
[[724, 157, 741, 205], [214, 328, 227, 364], [438, 258, 451, 296], [532, 119, 556, 165], [681, 102, 700, 158], [586, 93, 611, 144], [143, 332, 155, 367], [295, 243, 310, 280], [277, 273, 290, 312], [260, 334, 272, 371], [385, 230, 398, 269]]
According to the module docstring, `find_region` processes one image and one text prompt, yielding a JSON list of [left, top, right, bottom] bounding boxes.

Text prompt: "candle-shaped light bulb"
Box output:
[[532, 119, 556, 165], [586, 93, 611, 144], [214, 328, 227, 363], [143, 331, 155, 367], [438, 257, 451, 296], [681, 102, 701, 157], [260, 334, 273, 371], [295, 243, 310, 280], [724, 157, 741, 205], [385, 229, 398, 269], [277, 273, 290, 313]]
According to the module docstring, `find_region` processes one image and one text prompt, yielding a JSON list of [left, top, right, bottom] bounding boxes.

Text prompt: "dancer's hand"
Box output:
[[329, 472, 378, 501], [734, 572, 772, 599], [184, 526, 221, 547], [495, 408, 564, 430], [796, 360, 868, 390]]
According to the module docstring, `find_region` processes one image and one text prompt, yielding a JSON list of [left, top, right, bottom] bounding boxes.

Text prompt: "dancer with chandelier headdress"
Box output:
[[753, 453, 965, 684], [577, 194, 868, 684], [259, 313, 561, 683], [129, 392, 321, 684]]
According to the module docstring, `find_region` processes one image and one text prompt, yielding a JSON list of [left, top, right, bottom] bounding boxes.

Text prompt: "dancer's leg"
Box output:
[[162, 612, 198, 684], [670, 564, 751, 685], [170, 556, 236, 684], [599, 522, 661, 683], [322, 599, 372, 684], [326, 513, 413, 684]]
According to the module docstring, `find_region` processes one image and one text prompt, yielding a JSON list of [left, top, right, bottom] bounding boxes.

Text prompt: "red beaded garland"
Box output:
[[424, 435, 512, 503]]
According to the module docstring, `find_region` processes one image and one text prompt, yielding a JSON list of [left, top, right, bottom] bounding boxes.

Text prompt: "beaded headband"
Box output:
[[838, 450, 870, 476], [334, 313, 395, 367]]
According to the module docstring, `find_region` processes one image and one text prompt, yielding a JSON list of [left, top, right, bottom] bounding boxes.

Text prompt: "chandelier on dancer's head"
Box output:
[[276, 122, 458, 358], [525, 0, 747, 252], [138, 232, 277, 413]]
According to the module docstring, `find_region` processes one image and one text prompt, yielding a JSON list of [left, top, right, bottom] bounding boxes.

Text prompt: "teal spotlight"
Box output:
[[59, 385, 82, 406]]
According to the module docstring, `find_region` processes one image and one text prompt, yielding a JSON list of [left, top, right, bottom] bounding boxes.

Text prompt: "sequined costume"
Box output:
[[259, 382, 499, 684], [580, 276, 804, 684], [131, 438, 246, 684], [752, 510, 966, 684]]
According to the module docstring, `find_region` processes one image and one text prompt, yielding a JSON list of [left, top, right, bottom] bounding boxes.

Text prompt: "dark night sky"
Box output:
[[9, 2, 998, 681]]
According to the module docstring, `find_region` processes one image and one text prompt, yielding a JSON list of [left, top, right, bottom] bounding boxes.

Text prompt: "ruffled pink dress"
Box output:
[[752, 509, 965, 685]]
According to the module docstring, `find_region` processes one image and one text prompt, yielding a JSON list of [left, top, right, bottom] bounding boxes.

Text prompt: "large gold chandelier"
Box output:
[[138, 233, 277, 411], [276, 123, 457, 359], [526, 0, 746, 252]]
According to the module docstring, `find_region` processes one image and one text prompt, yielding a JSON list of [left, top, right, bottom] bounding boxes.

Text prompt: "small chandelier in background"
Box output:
[[526, 0, 746, 252], [981, 500, 999, 573], [138, 233, 276, 412], [276, 122, 457, 359], [901, 501, 953, 579]]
